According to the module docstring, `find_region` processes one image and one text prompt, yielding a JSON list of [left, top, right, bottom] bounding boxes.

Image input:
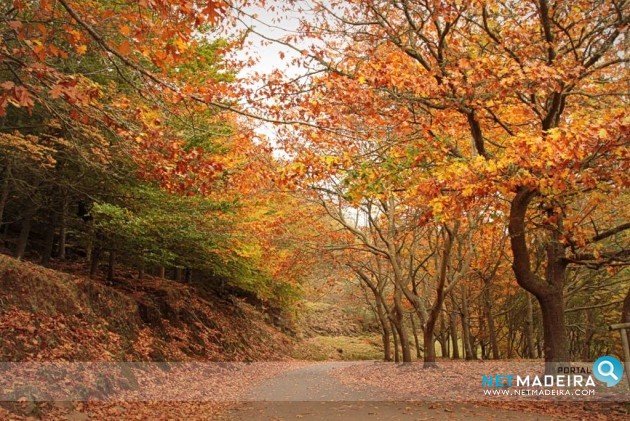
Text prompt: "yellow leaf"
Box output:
[[175, 37, 188, 52], [547, 128, 562, 141], [120, 25, 133, 37], [76, 45, 87, 55]]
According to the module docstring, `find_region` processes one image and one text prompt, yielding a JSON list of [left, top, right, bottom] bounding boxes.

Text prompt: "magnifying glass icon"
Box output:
[[597, 360, 619, 380]]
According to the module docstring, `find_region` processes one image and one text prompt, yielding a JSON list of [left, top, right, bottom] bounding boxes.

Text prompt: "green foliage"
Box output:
[[87, 183, 301, 307], [92, 185, 230, 270]]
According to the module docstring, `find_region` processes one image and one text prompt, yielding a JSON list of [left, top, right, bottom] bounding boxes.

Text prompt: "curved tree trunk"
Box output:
[[423, 227, 454, 368], [509, 188, 569, 372]]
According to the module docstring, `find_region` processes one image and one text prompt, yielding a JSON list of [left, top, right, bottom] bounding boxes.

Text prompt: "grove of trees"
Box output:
[[1, 0, 628, 371], [258, 0, 629, 368], [0, 0, 331, 310]]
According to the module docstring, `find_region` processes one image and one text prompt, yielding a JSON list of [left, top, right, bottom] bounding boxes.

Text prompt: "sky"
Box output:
[[221, 2, 310, 154], [233, 4, 303, 79]]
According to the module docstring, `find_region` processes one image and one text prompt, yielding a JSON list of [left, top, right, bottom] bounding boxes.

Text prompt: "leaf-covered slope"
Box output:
[[0, 254, 292, 362], [296, 301, 376, 338]]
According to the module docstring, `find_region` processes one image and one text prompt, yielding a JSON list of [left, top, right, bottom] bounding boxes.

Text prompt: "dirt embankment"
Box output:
[[0, 254, 298, 419], [0, 254, 292, 362]]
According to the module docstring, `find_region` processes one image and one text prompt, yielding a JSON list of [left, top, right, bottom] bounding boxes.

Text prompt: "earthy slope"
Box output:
[[0, 254, 300, 419], [291, 301, 383, 361], [0, 254, 292, 362]]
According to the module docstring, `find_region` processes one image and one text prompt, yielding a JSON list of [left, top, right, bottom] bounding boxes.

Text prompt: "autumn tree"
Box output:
[[260, 0, 629, 368], [0, 0, 331, 310]]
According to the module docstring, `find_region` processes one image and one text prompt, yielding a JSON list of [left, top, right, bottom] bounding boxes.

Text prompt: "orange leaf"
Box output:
[[118, 41, 133, 55]]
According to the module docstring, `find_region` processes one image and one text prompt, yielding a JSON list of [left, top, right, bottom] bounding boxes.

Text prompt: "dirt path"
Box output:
[[222, 361, 560, 420]]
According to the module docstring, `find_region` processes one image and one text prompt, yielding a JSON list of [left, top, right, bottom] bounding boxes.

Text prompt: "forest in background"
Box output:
[[0, 0, 628, 374]]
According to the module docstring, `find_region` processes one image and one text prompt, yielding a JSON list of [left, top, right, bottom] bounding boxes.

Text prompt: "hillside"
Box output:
[[291, 301, 384, 361], [0, 254, 292, 362]]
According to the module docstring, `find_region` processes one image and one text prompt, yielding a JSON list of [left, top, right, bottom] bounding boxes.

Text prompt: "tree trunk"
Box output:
[[398, 320, 412, 363], [390, 317, 400, 363], [86, 222, 94, 263], [525, 292, 536, 358], [0, 162, 10, 229], [423, 227, 454, 368], [158, 266, 165, 278], [461, 284, 475, 360], [461, 312, 474, 360], [89, 246, 101, 279], [507, 327, 514, 359], [107, 250, 115, 283], [15, 205, 36, 260], [410, 313, 422, 359], [41, 213, 57, 266], [484, 284, 500, 359], [622, 287, 630, 353], [423, 327, 437, 367], [580, 309, 595, 361], [439, 337, 448, 358], [449, 307, 460, 359], [393, 291, 412, 363], [540, 230, 570, 366], [445, 331, 450, 358], [175, 267, 183, 282], [382, 325, 392, 362], [375, 295, 392, 361], [438, 313, 448, 358], [539, 292, 569, 365], [509, 188, 569, 371], [57, 197, 68, 260]]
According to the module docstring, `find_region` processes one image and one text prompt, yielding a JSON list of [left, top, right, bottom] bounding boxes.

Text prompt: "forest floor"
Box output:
[[0, 253, 297, 419], [224, 361, 559, 420], [2, 360, 627, 420], [332, 361, 629, 420], [1, 255, 628, 420]]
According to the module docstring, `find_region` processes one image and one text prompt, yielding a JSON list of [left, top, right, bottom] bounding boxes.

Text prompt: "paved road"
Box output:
[[222, 362, 559, 420]]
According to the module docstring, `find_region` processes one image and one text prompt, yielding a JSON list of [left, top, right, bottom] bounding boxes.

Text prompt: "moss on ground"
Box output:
[[292, 335, 383, 361]]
